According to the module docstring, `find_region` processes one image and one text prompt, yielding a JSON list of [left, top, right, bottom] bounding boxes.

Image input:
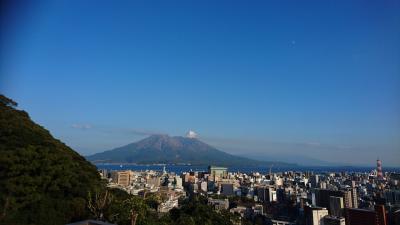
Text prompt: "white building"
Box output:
[[310, 207, 329, 225], [174, 176, 183, 189], [271, 220, 296, 225], [158, 198, 179, 213]]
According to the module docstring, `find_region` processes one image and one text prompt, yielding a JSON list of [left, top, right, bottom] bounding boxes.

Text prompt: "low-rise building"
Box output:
[[208, 198, 229, 211]]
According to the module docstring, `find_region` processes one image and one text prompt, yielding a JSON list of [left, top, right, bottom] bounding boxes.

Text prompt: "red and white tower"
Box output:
[[376, 159, 383, 180]]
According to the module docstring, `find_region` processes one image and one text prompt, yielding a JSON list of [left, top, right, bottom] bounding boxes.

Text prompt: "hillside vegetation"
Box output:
[[0, 95, 102, 225]]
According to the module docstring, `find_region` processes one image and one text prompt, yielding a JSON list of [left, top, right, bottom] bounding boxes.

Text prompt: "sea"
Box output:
[[95, 164, 400, 175]]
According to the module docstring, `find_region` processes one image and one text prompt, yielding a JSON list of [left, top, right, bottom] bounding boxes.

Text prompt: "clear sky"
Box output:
[[1, 0, 399, 166]]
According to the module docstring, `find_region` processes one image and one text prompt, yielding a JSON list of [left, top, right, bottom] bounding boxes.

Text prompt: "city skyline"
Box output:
[[1, 1, 400, 166]]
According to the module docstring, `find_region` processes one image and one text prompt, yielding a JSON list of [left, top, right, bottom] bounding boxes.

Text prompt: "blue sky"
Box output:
[[1, 0, 399, 166]]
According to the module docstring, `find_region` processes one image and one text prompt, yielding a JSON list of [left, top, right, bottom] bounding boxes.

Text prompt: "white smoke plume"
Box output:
[[186, 130, 198, 138]]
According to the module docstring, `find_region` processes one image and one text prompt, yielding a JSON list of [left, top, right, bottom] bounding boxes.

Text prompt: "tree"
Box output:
[[87, 189, 113, 221], [177, 214, 195, 225], [106, 195, 150, 225], [0, 94, 17, 108], [124, 196, 148, 225], [144, 193, 161, 210]]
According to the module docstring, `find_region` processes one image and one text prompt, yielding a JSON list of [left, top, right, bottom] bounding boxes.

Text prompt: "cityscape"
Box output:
[[94, 160, 400, 225], [1, 1, 400, 225]]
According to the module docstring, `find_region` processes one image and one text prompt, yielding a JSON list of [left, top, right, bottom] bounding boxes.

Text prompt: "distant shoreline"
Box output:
[[92, 162, 400, 169], [94, 163, 400, 174]]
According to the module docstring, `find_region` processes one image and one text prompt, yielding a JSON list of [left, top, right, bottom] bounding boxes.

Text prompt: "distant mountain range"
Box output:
[[87, 134, 295, 167]]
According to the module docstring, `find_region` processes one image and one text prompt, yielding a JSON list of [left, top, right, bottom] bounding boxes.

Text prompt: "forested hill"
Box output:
[[0, 95, 102, 225]]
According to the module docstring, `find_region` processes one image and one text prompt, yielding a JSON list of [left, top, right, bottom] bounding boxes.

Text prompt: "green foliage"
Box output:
[[159, 195, 239, 225], [104, 192, 160, 225], [101, 191, 239, 225], [0, 95, 102, 225], [144, 193, 161, 210]]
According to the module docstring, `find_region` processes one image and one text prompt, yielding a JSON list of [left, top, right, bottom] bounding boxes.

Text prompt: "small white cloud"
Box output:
[[71, 124, 92, 129], [186, 130, 198, 138]]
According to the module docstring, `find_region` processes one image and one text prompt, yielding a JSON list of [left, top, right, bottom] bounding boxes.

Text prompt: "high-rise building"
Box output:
[[345, 205, 387, 225], [377, 159, 383, 180], [253, 204, 264, 216], [256, 186, 275, 203], [346, 208, 376, 225], [315, 189, 353, 211], [111, 170, 133, 186], [174, 176, 183, 189], [270, 190, 277, 202], [277, 188, 286, 203], [329, 196, 344, 217], [305, 206, 329, 225], [199, 181, 207, 192], [343, 189, 353, 208], [393, 209, 400, 225], [323, 216, 345, 225], [146, 176, 160, 187], [351, 181, 359, 208], [384, 190, 400, 205], [221, 183, 234, 196], [256, 186, 269, 202], [183, 172, 196, 183], [208, 166, 228, 181], [310, 175, 319, 188]]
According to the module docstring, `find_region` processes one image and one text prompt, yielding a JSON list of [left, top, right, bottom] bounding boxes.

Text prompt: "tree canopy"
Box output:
[[0, 95, 102, 225]]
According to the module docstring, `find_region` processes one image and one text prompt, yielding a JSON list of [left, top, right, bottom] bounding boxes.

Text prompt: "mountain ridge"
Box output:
[[87, 134, 295, 167]]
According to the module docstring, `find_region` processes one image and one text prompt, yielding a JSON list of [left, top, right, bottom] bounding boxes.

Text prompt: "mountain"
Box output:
[[0, 95, 102, 225], [87, 134, 294, 167]]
